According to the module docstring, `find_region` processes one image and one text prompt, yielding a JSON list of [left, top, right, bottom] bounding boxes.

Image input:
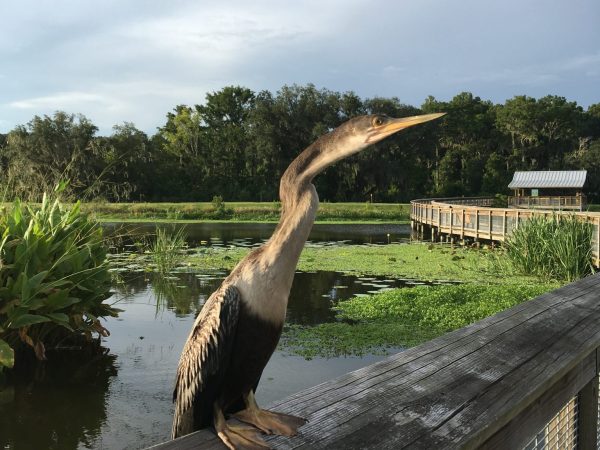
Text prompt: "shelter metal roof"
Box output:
[[508, 170, 587, 189]]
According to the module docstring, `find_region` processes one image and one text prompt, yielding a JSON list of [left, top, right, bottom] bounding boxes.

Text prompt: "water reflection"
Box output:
[[103, 222, 410, 247], [0, 350, 117, 450], [114, 270, 414, 325]]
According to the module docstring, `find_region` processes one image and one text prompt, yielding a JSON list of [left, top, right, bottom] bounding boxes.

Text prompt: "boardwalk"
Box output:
[[151, 273, 600, 449], [410, 197, 600, 268]]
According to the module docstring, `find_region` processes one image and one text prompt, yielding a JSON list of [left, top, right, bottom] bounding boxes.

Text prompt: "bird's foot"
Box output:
[[217, 423, 270, 450], [233, 408, 307, 437]]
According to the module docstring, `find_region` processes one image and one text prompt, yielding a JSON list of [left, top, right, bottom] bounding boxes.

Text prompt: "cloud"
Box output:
[[10, 92, 113, 110], [1, 0, 599, 134], [382, 66, 407, 77], [448, 51, 600, 87], [5, 79, 220, 133]]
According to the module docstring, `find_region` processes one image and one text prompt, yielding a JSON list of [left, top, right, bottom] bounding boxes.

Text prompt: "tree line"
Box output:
[[1, 84, 599, 203]]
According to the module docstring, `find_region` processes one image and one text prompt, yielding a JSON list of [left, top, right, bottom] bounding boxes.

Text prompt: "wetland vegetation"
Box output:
[[105, 228, 567, 359], [504, 214, 595, 281], [0, 194, 118, 372]]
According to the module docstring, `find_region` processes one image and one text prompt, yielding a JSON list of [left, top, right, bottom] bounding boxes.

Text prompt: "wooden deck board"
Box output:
[[150, 273, 600, 449]]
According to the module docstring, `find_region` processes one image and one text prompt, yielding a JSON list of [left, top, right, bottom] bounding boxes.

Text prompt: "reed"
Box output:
[[504, 214, 594, 281], [150, 226, 187, 274]]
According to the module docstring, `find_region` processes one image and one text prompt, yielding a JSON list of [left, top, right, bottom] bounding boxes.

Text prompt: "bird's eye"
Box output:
[[372, 117, 384, 127]]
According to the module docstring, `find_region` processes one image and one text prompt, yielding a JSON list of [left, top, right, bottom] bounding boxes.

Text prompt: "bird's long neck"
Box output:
[[258, 142, 326, 286], [270, 137, 336, 253], [231, 135, 348, 323], [268, 132, 357, 263]]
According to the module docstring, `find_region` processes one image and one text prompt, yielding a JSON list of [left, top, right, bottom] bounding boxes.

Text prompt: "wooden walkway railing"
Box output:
[[150, 274, 600, 449], [508, 195, 587, 211], [410, 197, 600, 268]]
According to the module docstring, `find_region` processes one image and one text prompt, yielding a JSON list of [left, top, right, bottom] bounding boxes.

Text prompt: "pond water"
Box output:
[[1, 224, 430, 450], [102, 221, 411, 247]]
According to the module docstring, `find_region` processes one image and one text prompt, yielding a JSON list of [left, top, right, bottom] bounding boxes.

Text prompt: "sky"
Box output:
[[1, 0, 599, 136]]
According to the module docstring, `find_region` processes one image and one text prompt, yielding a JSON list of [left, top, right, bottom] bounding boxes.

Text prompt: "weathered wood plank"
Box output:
[[481, 351, 595, 449], [267, 280, 600, 449], [269, 276, 596, 414], [150, 274, 600, 449]]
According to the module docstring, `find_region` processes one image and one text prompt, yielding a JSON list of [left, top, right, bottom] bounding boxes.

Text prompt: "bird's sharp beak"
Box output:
[[384, 112, 446, 133], [367, 112, 445, 143]]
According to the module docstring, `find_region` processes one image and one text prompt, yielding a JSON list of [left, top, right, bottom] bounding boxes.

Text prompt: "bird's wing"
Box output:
[[172, 284, 240, 437]]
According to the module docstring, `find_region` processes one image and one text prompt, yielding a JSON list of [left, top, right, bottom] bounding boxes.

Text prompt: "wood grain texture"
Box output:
[[149, 273, 600, 449]]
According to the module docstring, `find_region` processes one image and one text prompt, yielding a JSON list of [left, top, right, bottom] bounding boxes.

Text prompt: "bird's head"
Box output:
[[294, 112, 445, 183]]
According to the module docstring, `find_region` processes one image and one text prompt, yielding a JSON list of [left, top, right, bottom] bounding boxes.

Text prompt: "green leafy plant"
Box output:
[[504, 215, 594, 281], [0, 193, 118, 370]]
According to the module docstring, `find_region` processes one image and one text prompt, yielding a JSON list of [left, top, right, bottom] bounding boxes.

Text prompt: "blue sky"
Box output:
[[1, 0, 599, 135]]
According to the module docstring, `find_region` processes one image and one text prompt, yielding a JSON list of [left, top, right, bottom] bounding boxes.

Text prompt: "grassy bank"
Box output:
[[78, 201, 410, 223]]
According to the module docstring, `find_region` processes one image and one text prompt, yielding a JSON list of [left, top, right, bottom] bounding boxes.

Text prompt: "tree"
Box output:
[[421, 93, 497, 196], [565, 139, 600, 202], [90, 123, 153, 201], [496, 95, 584, 170], [197, 86, 256, 199], [0, 87, 596, 202], [1, 112, 99, 200]]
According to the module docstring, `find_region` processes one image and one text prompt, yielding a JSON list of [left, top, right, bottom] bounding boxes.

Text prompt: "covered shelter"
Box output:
[[508, 170, 587, 211]]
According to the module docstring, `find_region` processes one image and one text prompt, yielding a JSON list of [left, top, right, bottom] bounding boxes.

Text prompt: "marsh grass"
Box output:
[[504, 215, 594, 281], [150, 226, 187, 275]]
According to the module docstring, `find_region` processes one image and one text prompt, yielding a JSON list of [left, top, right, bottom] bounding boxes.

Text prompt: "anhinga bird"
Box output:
[[172, 112, 445, 449]]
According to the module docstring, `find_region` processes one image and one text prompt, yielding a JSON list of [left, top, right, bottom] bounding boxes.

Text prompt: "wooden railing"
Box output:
[[150, 274, 600, 449], [508, 195, 587, 211], [411, 198, 600, 268]]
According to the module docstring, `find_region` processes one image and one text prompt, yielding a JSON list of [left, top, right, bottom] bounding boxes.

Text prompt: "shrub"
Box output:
[[209, 195, 233, 219], [504, 215, 594, 282], [0, 194, 118, 371]]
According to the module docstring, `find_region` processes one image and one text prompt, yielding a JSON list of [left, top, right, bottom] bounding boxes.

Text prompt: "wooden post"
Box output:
[[576, 349, 599, 450], [596, 217, 599, 268], [488, 209, 492, 238], [461, 208, 465, 238], [475, 209, 480, 240], [502, 210, 507, 241]]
